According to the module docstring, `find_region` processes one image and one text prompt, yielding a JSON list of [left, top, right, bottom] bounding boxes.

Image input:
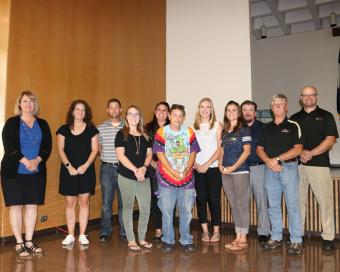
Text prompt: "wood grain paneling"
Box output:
[[1, 0, 165, 238]]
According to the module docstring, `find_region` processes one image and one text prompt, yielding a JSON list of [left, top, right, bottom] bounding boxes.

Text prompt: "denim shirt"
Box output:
[[221, 127, 251, 172]]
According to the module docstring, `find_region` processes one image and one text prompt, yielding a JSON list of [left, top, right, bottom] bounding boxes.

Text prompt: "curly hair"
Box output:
[[66, 100, 93, 129]]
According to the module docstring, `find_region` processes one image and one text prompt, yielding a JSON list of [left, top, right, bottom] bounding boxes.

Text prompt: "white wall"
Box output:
[[252, 29, 340, 164], [166, 0, 252, 124]]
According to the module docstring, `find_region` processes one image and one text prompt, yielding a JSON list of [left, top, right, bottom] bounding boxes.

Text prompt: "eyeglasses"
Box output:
[[301, 94, 317, 97], [127, 112, 140, 118]]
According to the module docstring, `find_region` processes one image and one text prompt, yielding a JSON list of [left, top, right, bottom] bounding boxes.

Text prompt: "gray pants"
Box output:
[[222, 173, 250, 234], [118, 175, 151, 242], [250, 165, 270, 236]]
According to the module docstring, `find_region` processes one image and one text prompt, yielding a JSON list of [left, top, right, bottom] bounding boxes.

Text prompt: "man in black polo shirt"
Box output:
[[257, 94, 303, 255], [291, 86, 339, 251], [241, 100, 270, 245]]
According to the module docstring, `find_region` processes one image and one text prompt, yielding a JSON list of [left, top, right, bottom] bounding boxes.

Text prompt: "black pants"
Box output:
[[194, 167, 222, 226], [150, 175, 162, 229]]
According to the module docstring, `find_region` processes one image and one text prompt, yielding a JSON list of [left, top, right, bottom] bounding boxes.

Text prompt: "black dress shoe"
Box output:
[[181, 243, 196, 252], [120, 234, 127, 241], [99, 235, 109, 242], [323, 240, 335, 251], [162, 242, 175, 253]]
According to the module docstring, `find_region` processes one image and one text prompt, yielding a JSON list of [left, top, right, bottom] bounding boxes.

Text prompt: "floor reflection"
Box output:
[[0, 226, 339, 272]]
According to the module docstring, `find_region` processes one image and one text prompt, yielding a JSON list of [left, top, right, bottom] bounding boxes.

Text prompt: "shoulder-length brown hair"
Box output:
[[14, 90, 40, 117], [222, 100, 244, 134], [66, 100, 93, 129], [123, 105, 149, 141], [193, 97, 216, 130]]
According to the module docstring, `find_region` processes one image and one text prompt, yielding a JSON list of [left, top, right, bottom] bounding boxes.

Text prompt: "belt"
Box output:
[[102, 162, 119, 167], [278, 158, 297, 165], [249, 162, 264, 167]]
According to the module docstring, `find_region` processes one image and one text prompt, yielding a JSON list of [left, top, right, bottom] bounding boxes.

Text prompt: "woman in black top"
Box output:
[[145, 101, 170, 241], [116, 105, 153, 253], [56, 100, 99, 246], [1, 90, 52, 256]]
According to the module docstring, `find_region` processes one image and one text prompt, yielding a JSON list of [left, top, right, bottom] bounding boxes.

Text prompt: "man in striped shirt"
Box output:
[[97, 98, 125, 242]]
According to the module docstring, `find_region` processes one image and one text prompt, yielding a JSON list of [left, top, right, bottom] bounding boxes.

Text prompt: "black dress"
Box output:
[[56, 124, 99, 196]]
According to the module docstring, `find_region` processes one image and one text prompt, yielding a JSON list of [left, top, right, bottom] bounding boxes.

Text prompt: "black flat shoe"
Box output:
[[323, 240, 335, 251], [99, 235, 109, 242], [162, 242, 175, 253], [181, 243, 196, 252], [153, 235, 162, 242]]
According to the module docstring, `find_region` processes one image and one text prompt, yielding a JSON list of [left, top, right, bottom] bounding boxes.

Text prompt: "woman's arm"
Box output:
[[223, 144, 251, 174], [57, 134, 78, 176], [197, 122, 222, 173], [77, 134, 99, 174]]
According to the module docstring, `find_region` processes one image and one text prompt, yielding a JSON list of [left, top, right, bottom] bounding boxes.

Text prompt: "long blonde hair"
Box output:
[[123, 105, 149, 140], [193, 97, 216, 130]]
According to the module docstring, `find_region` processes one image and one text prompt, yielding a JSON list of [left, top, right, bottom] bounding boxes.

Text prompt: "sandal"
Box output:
[[201, 232, 210, 243], [15, 242, 30, 257], [24, 240, 42, 253], [225, 240, 239, 249], [228, 241, 248, 251], [139, 241, 153, 249], [128, 243, 141, 253], [210, 232, 220, 243]]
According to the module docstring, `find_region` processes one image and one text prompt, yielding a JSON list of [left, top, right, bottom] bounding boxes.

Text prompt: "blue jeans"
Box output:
[[100, 162, 125, 236], [264, 162, 302, 243], [158, 186, 196, 245]]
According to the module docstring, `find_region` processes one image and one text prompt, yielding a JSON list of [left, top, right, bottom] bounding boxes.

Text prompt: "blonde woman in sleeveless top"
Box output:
[[192, 98, 222, 243]]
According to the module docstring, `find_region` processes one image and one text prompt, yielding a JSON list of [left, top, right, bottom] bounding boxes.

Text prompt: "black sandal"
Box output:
[[15, 242, 30, 257], [24, 240, 42, 253]]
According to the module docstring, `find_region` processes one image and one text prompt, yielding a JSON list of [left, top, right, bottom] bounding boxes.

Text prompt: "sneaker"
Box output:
[[258, 235, 270, 244], [181, 243, 196, 252], [263, 239, 283, 250], [287, 243, 303, 255], [78, 234, 90, 245], [62, 234, 75, 245], [99, 235, 109, 242], [162, 242, 175, 253], [323, 240, 335, 251]]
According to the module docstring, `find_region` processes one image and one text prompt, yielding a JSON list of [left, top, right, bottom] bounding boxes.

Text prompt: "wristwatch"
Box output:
[[276, 157, 282, 163], [65, 162, 70, 168]]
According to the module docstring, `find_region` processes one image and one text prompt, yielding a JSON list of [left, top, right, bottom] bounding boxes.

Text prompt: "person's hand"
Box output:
[[199, 163, 210, 173], [171, 170, 182, 181], [135, 166, 147, 181], [266, 158, 279, 169], [300, 150, 312, 163], [222, 166, 235, 174], [68, 165, 78, 176], [271, 164, 282, 172], [77, 163, 89, 175], [27, 158, 40, 172]]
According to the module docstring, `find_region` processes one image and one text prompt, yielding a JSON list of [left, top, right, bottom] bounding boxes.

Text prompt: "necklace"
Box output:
[[21, 120, 39, 145], [133, 135, 141, 155]]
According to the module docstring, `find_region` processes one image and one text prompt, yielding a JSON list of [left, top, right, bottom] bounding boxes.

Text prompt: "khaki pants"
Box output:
[[299, 165, 335, 241]]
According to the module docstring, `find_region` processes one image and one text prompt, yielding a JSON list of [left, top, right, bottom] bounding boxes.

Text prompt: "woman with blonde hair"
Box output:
[[115, 105, 153, 253], [192, 98, 222, 243], [1, 90, 52, 256]]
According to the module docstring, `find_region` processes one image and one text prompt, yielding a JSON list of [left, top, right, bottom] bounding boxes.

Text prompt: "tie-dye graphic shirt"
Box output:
[[153, 125, 200, 189]]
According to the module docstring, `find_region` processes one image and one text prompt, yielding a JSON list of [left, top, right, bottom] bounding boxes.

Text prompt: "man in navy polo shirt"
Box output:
[[257, 94, 303, 255], [241, 100, 270, 246], [291, 86, 339, 251]]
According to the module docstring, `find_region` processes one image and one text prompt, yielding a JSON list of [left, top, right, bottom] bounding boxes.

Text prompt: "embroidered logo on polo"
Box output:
[[281, 129, 290, 133], [315, 117, 323, 121]]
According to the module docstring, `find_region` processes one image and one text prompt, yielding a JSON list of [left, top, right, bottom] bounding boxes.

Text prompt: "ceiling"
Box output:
[[250, 0, 340, 39]]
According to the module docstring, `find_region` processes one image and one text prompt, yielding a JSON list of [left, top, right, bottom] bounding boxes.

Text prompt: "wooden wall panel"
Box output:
[[1, 0, 165, 237]]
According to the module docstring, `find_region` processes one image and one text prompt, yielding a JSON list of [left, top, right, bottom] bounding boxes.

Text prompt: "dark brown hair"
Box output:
[[170, 104, 186, 116], [66, 100, 93, 129], [222, 100, 244, 134]]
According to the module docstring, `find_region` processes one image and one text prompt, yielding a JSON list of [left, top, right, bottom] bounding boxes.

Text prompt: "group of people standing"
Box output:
[[1, 85, 338, 257]]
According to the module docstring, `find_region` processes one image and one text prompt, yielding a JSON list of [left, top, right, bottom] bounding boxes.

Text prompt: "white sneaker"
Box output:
[[79, 234, 90, 245], [62, 234, 75, 245]]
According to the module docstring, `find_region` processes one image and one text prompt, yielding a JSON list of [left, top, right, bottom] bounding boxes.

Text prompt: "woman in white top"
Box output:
[[193, 98, 222, 243]]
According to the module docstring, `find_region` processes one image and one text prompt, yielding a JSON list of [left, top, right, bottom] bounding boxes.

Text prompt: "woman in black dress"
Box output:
[[56, 100, 99, 246], [145, 102, 170, 241], [1, 90, 52, 256]]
